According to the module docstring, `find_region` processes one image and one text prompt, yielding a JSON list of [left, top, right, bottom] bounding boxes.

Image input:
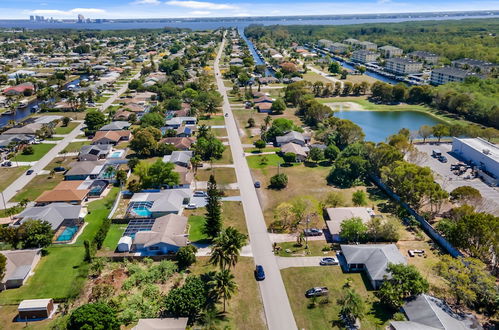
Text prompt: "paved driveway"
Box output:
[[277, 256, 331, 269], [215, 34, 297, 330]]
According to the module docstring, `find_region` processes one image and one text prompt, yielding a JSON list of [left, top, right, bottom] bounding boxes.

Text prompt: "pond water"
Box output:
[[334, 110, 443, 143]]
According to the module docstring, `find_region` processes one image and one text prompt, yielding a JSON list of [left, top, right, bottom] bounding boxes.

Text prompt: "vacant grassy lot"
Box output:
[[0, 166, 29, 191], [276, 240, 336, 257], [281, 267, 393, 329], [62, 141, 91, 153], [43, 156, 77, 171], [212, 146, 233, 164], [190, 257, 266, 330], [303, 71, 335, 84], [10, 174, 62, 202], [54, 121, 79, 135], [12, 144, 55, 162], [198, 115, 226, 126], [195, 167, 237, 185], [247, 153, 285, 169]]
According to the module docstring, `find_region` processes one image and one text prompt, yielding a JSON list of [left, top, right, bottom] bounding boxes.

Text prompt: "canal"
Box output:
[[0, 74, 89, 128], [238, 28, 274, 77], [334, 110, 443, 142]]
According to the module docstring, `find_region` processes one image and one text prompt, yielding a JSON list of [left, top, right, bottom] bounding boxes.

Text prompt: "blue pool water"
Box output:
[[133, 208, 152, 217], [56, 226, 79, 242], [109, 151, 122, 158]]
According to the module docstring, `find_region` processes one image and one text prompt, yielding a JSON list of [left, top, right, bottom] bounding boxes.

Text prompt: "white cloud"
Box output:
[[31, 9, 68, 15], [166, 0, 237, 10], [190, 10, 211, 15], [69, 8, 106, 14], [29, 8, 106, 17], [131, 0, 161, 4]]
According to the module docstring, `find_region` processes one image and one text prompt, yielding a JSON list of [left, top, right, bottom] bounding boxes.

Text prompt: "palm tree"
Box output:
[[337, 287, 365, 325], [209, 239, 230, 271], [208, 269, 237, 312], [104, 166, 116, 179], [209, 227, 247, 270]]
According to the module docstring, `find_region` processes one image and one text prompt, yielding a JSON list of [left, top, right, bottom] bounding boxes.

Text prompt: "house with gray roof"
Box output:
[[340, 244, 407, 289], [162, 151, 193, 168], [326, 207, 376, 242], [133, 214, 189, 255], [0, 134, 35, 148], [65, 161, 106, 180], [128, 189, 191, 218], [275, 131, 309, 147], [99, 121, 131, 131], [14, 203, 85, 231], [78, 144, 112, 161], [0, 249, 41, 290], [390, 294, 483, 330]]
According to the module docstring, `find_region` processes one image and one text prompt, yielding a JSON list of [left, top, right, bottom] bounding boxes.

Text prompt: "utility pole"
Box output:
[[305, 214, 310, 250]]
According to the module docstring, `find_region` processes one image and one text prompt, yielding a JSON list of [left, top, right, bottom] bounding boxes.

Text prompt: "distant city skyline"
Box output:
[[0, 0, 498, 20]]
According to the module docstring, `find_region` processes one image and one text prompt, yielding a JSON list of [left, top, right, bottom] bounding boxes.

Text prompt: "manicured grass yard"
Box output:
[[211, 146, 233, 164], [188, 215, 208, 243], [43, 156, 77, 171], [281, 267, 393, 329], [62, 141, 91, 153], [102, 224, 126, 252], [54, 121, 79, 135], [12, 144, 55, 162], [0, 166, 29, 191], [212, 127, 228, 137], [276, 240, 336, 257], [96, 96, 111, 103], [246, 153, 285, 169], [0, 188, 119, 304], [10, 174, 62, 202], [195, 167, 237, 185], [198, 115, 226, 126]]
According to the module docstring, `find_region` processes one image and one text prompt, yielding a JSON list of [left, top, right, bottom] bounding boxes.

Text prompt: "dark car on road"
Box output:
[[255, 265, 265, 281], [254, 181, 261, 188], [26, 170, 34, 175], [304, 228, 323, 236], [54, 167, 66, 172], [305, 287, 329, 298], [438, 155, 448, 163]]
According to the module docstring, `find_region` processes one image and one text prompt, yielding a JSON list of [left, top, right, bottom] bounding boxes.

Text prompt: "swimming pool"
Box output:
[[132, 208, 152, 217], [56, 226, 79, 242], [108, 150, 124, 158]]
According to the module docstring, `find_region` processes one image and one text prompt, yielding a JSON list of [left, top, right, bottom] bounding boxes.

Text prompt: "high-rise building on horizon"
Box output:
[[77, 14, 85, 23], [29, 16, 34, 21]]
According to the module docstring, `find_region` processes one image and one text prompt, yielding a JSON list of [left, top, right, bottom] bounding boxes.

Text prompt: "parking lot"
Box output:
[[414, 143, 499, 213]]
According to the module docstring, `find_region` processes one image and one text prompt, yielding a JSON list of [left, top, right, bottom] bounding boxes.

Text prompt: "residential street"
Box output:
[[215, 34, 298, 330], [0, 72, 140, 209]]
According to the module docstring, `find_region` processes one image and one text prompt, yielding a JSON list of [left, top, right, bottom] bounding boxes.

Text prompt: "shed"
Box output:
[[118, 236, 133, 252], [18, 299, 55, 320]]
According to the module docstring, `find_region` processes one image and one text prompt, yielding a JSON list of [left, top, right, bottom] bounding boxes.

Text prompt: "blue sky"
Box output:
[[0, 0, 498, 19]]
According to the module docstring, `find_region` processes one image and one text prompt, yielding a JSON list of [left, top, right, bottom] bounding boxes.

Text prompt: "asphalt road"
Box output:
[[0, 72, 140, 209], [215, 33, 298, 330]]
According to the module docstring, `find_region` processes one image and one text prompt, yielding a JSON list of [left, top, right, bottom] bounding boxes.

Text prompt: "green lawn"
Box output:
[[54, 121, 79, 135], [0, 188, 119, 304], [195, 167, 237, 185], [12, 144, 55, 162], [245, 147, 280, 154], [62, 141, 91, 153], [246, 153, 288, 169], [211, 146, 233, 164], [102, 223, 126, 252], [188, 215, 209, 243], [276, 240, 336, 257], [10, 174, 62, 202], [282, 267, 393, 329], [0, 166, 29, 191], [97, 96, 111, 103], [45, 137, 64, 141], [198, 115, 226, 126]]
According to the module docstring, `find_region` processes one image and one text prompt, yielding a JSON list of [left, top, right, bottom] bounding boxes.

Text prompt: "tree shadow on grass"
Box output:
[[369, 301, 395, 324]]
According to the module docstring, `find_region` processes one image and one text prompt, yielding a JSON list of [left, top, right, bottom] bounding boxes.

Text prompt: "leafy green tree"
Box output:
[[378, 264, 429, 309], [0, 254, 6, 282], [84, 110, 107, 132], [418, 125, 433, 143], [432, 124, 450, 143], [327, 156, 369, 188], [68, 303, 120, 330], [282, 152, 296, 163], [253, 139, 266, 150], [140, 112, 165, 128], [308, 147, 324, 163], [434, 255, 497, 311], [18, 220, 54, 248], [22, 145, 34, 155], [265, 118, 301, 141], [247, 117, 255, 128], [352, 190, 368, 206], [323, 191, 345, 208], [164, 276, 208, 319], [62, 116, 71, 126], [127, 157, 140, 171], [328, 61, 341, 74], [337, 287, 366, 325], [133, 159, 179, 189], [208, 270, 237, 312], [339, 217, 367, 242], [115, 169, 128, 187], [271, 98, 286, 114], [204, 175, 223, 239], [449, 186, 482, 205], [392, 83, 407, 102], [270, 173, 288, 189], [195, 136, 225, 161], [176, 245, 198, 270], [324, 144, 340, 162], [129, 129, 158, 157]]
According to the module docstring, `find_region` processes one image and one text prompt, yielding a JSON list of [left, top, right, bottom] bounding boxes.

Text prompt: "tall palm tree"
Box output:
[[208, 269, 237, 313], [338, 287, 365, 325], [209, 237, 230, 271], [209, 227, 247, 271]]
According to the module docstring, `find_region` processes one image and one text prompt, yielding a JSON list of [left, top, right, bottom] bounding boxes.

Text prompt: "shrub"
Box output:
[[270, 173, 288, 189]]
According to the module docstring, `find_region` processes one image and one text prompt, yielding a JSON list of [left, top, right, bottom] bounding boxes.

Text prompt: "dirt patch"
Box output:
[[325, 102, 365, 111]]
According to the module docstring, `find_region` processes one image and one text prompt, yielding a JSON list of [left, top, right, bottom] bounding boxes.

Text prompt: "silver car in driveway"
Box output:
[[320, 257, 338, 266]]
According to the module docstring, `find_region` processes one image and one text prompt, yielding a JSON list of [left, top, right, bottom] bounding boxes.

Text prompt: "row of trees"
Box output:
[[0, 219, 53, 249]]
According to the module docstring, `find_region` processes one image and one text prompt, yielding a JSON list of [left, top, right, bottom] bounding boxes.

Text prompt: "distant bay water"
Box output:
[[0, 14, 496, 30]]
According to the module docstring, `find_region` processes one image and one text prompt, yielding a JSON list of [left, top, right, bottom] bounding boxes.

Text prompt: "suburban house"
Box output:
[[173, 166, 194, 189], [340, 244, 407, 289], [132, 214, 189, 255], [127, 189, 191, 218], [99, 121, 131, 131], [256, 102, 272, 113], [385, 58, 423, 75], [229, 58, 243, 66], [276, 131, 309, 147], [35, 181, 90, 205], [390, 294, 483, 330], [175, 125, 195, 137], [14, 203, 85, 232], [351, 50, 379, 64], [162, 151, 193, 168], [325, 207, 376, 242], [2, 123, 43, 136], [0, 249, 42, 290], [379, 45, 403, 58], [0, 134, 35, 148], [92, 130, 131, 145], [3, 82, 35, 96], [18, 299, 56, 320], [65, 161, 106, 180], [132, 318, 188, 330], [160, 137, 194, 151], [280, 142, 308, 162], [78, 144, 112, 161], [164, 117, 197, 129]]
